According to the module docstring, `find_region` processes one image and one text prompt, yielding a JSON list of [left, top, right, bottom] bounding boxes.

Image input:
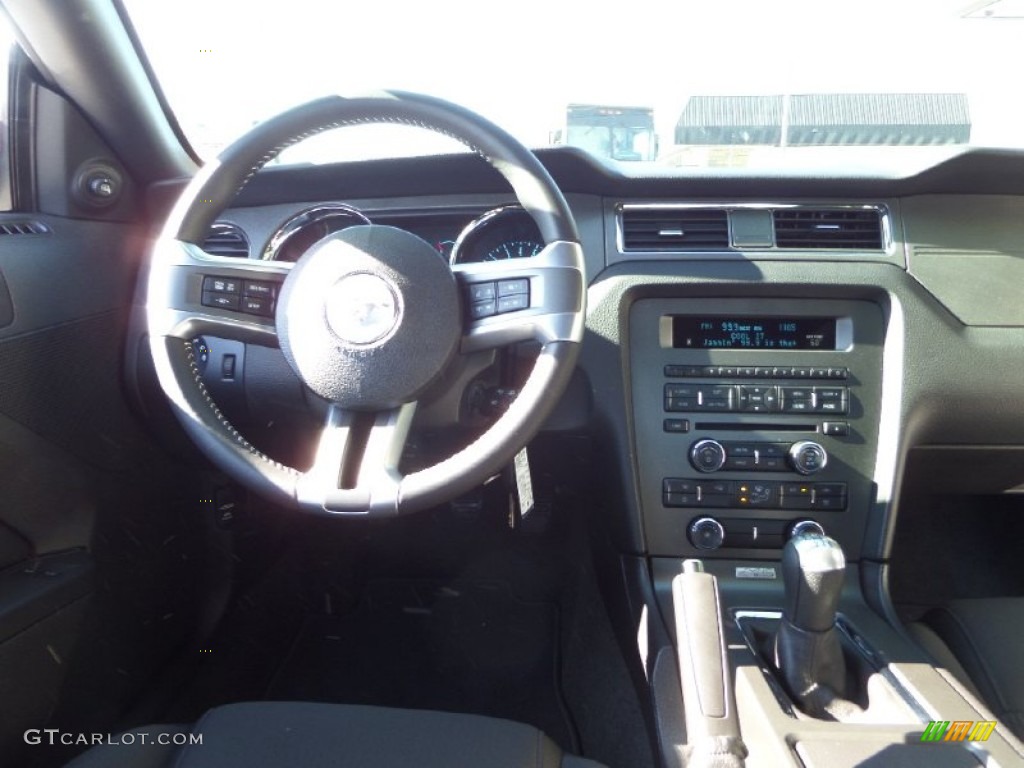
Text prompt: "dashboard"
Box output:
[[146, 147, 1024, 566]]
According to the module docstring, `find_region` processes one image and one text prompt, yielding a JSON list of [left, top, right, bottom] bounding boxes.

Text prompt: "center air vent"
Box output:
[[202, 222, 250, 258], [621, 207, 730, 251], [773, 209, 883, 250]]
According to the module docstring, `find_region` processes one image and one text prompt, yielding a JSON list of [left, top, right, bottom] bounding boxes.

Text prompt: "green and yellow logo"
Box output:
[[921, 720, 997, 742]]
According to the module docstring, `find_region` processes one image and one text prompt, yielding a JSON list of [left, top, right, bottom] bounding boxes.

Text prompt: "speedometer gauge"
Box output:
[[450, 205, 545, 264], [485, 240, 544, 261]]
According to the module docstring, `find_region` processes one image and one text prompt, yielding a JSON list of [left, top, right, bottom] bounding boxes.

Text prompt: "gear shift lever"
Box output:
[[774, 533, 848, 717]]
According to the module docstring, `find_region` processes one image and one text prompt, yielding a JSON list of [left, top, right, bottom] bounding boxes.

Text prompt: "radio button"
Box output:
[[725, 443, 756, 458], [724, 456, 756, 470], [811, 368, 830, 379], [690, 439, 727, 473], [789, 441, 828, 475], [663, 418, 691, 433], [822, 421, 850, 436]]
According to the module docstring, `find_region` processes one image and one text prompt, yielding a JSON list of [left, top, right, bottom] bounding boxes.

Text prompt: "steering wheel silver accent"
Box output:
[[147, 91, 585, 515]]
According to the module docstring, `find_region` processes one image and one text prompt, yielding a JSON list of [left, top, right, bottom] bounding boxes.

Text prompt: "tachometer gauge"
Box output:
[[450, 205, 545, 264], [263, 203, 370, 262]]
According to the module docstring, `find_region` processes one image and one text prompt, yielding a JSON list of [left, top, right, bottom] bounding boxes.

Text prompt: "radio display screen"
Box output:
[[670, 316, 837, 350]]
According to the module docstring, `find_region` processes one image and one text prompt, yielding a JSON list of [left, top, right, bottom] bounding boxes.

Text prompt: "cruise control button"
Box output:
[[496, 278, 529, 297], [240, 296, 273, 316], [468, 282, 496, 302], [496, 294, 529, 313], [243, 280, 275, 298]]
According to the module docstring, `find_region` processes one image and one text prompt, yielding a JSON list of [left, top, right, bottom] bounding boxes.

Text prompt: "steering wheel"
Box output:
[[147, 92, 585, 516]]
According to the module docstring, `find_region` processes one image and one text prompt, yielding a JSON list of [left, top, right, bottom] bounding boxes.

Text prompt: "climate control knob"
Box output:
[[788, 440, 828, 475], [689, 439, 727, 473], [688, 517, 726, 550]]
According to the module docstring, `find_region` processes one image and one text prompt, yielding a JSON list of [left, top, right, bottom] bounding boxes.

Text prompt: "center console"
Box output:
[[629, 297, 884, 560]]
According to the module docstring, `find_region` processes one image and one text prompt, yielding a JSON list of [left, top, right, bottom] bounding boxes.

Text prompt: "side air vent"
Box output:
[[202, 222, 250, 257], [621, 208, 730, 251], [0, 220, 49, 236], [773, 208, 883, 250]]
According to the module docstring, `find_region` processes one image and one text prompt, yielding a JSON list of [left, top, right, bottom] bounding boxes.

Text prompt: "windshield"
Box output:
[[120, 0, 1024, 170]]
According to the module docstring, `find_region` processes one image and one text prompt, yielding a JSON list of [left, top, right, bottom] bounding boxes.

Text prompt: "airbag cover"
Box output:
[[276, 225, 461, 408]]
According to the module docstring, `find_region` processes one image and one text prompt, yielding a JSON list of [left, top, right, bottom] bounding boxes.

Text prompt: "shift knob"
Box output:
[[781, 533, 845, 632]]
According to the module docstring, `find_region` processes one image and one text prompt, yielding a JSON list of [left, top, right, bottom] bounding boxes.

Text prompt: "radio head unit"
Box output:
[[660, 315, 853, 351]]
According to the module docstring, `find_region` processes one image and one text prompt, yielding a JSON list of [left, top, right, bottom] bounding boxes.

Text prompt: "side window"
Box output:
[[0, 18, 11, 211]]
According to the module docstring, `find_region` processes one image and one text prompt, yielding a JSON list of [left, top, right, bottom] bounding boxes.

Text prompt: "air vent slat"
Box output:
[[621, 209, 729, 251], [0, 220, 49, 236], [773, 209, 883, 250], [202, 222, 250, 258]]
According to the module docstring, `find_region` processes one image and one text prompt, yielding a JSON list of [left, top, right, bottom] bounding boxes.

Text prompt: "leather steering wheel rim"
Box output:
[[147, 91, 586, 516]]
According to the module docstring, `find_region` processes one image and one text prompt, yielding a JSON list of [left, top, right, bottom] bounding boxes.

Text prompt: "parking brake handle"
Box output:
[[672, 560, 747, 768]]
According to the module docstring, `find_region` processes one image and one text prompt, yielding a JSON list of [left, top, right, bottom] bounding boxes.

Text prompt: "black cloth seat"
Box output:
[[66, 701, 607, 768], [911, 597, 1024, 741]]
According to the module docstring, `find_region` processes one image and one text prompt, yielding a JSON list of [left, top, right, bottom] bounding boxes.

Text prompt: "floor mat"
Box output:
[[265, 579, 576, 751]]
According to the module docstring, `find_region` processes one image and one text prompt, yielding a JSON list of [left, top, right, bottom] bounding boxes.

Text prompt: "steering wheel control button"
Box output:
[[325, 273, 399, 345], [496, 293, 529, 313], [690, 439, 727, 473], [497, 278, 529, 297], [468, 282, 496, 302], [789, 441, 828, 475], [203, 276, 241, 294], [240, 296, 273, 317], [243, 280, 276, 299], [202, 291, 240, 310], [469, 299, 497, 320], [688, 517, 726, 550]]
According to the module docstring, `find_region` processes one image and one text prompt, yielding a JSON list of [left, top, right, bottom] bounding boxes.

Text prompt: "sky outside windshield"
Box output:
[[121, 0, 1024, 164]]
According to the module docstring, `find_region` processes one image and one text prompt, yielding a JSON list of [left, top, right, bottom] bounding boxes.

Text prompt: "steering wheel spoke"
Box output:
[[148, 237, 289, 344], [453, 241, 585, 353], [297, 403, 417, 515]]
